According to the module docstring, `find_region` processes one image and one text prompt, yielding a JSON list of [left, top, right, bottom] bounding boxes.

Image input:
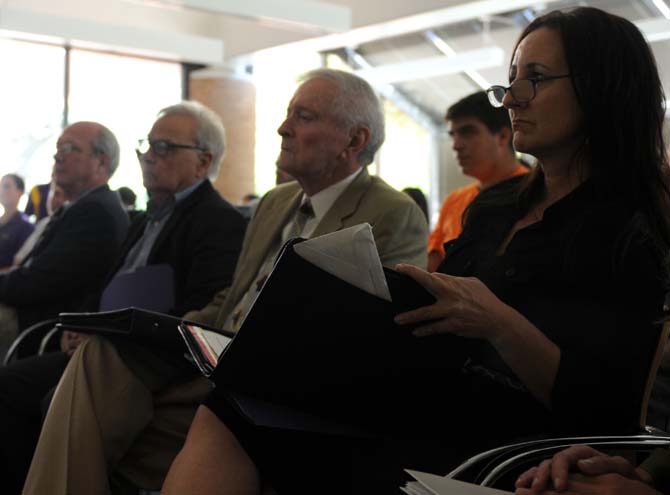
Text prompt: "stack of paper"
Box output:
[[401, 470, 511, 495]]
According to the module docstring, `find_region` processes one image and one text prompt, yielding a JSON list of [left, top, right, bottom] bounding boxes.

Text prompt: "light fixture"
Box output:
[[651, 0, 670, 20]]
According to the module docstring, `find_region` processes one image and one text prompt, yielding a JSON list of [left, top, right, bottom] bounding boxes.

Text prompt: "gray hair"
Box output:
[[91, 124, 120, 177], [158, 100, 226, 179], [298, 68, 385, 166]]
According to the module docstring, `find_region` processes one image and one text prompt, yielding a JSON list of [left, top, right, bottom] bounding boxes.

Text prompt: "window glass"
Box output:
[[0, 40, 65, 209], [252, 50, 322, 195], [377, 99, 432, 195]]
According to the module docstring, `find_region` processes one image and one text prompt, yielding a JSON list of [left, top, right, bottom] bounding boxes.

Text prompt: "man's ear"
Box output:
[[97, 153, 111, 178], [197, 151, 214, 178], [347, 125, 371, 158]]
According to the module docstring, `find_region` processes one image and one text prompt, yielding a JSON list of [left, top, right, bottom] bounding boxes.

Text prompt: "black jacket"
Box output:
[[95, 180, 246, 317], [0, 184, 130, 329]]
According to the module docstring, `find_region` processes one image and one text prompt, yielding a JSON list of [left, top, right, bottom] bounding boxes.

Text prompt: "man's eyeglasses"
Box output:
[[486, 74, 572, 108], [136, 139, 206, 158]]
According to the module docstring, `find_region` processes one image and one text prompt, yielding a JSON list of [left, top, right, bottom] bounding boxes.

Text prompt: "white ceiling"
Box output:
[[1, 0, 669, 126], [342, 0, 670, 124]]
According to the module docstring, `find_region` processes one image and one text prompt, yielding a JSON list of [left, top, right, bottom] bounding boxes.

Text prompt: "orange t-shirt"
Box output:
[[427, 165, 529, 258]]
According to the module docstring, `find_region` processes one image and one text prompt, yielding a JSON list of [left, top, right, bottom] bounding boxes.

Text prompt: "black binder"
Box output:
[[57, 307, 231, 357], [212, 239, 469, 434], [177, 322, 235, 377]]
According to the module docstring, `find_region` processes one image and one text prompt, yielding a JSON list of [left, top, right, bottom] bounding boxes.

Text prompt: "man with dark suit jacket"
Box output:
[[60, 104, 247, 355], [0, 121, 129, 351], [0, 121, 129, 494], [72, 106, 246, 319], [0, 104, 246, 495]]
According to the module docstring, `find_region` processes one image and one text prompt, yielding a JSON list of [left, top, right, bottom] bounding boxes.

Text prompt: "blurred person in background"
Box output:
[[402, 187, 429, 224], [13, 182, 66, 267], [23, 182, 50, 223], [0, 174, 34, 269], [117, 186, 141, 221], [427, 91, 528, 272]]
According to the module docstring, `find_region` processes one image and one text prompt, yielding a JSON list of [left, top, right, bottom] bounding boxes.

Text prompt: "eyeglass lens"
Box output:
[[54, 142, 82, 159], [510, 80, 534, 102], [489, 80, 535, 106], [137, 140, 169, 156]]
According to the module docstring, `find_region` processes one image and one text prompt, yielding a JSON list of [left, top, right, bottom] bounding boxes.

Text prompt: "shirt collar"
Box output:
[[66, 184, 106, 209], [174, 179, 205, 204], [539, 179, 598, 223], [147, 179, 205, 220], [300, 167, 362, 223]]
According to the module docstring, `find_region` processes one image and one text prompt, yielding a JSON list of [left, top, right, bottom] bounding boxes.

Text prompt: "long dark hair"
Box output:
[[467, 7, 670, 268]]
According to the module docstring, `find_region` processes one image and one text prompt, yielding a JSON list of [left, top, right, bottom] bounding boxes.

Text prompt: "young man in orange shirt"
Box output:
[[427, 91, 529, 271]]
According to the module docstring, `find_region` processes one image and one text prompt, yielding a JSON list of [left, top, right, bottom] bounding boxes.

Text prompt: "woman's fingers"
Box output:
[[515, 466, 538, 488], [576, 455, 637, 478], [394, 264, 459, 328]]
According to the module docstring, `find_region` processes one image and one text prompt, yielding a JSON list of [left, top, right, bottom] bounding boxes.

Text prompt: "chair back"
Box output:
[[640, 319, 670, 428]]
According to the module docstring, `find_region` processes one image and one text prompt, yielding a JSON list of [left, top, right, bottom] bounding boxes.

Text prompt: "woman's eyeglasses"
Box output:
[[486, 74, 572, 107]]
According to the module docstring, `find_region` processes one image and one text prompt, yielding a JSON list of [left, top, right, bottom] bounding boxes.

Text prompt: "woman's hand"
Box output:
[[514, 445, 653, 493], [392, 263, 509, 344], [393, 263, 561, 408]]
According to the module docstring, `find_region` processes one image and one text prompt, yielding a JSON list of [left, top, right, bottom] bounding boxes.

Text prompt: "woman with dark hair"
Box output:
[[0, 174, 34, 268], [162, 7, 669, 495]]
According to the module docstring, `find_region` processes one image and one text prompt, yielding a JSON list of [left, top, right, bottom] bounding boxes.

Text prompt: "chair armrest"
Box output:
[[38, 325, 63, 355], [3, 318, 59, 365]]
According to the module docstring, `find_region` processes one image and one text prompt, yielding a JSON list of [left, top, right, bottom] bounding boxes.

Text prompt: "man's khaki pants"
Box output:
[[22, 336, 210, 495]]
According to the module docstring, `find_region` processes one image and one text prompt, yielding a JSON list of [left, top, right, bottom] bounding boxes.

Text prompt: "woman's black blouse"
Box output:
[[438, 177, 666, 433]]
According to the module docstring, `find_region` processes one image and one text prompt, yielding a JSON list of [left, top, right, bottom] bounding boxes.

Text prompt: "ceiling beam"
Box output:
[[636, 17, 670, 42], [424, 30, 491, 90], [127, 0, 351, 33], [267, 0, 562, 54], [354, 47, 504, 85], [344, 48, 443, 128], [0, 7, 224, 64]]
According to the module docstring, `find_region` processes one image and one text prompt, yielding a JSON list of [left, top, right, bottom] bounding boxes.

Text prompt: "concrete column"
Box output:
[[190, 69, 256, 205]]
